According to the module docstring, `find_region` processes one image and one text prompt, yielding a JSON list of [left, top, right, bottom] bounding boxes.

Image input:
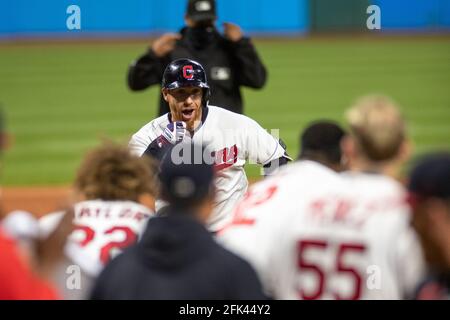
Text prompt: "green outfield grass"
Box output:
[[0, 37, 449, 186]]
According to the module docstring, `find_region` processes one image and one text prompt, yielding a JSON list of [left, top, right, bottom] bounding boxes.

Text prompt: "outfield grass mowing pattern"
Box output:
[[0, 37, 449, 185]]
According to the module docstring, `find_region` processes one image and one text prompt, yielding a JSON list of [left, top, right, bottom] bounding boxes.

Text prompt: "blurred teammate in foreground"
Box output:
[[0, 111, 72, 299], [39, 142, 159, 299], [408, 153, 450, 299], [91, 143, 266, 299], [220, 96, 425, 299], [298, 120, 347, 172]]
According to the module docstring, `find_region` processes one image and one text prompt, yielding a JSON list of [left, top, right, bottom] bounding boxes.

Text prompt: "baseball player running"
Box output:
[[129, 58, 290, 232]]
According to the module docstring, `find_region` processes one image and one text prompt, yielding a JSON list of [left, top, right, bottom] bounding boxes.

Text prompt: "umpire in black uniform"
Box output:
[[90, 143, 267, 300], [128, 0, 267, 116]]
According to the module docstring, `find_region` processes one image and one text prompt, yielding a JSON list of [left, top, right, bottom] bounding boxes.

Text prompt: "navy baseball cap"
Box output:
[[186, 0, 217, 22], [408, 152, 450, 200], [159, 143, 215, 207]]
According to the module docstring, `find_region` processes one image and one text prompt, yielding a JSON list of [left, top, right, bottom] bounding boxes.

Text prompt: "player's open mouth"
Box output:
[[181, 109, 195, 121]]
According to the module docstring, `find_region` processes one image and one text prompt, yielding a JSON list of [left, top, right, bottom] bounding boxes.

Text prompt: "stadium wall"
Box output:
[[372, 0, 450, 31], [0, 0, 449, 39]]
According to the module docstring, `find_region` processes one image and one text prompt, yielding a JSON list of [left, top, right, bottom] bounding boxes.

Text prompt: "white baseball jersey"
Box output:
[[219, 161, 425, 299], [39, 200, 155, 277], [129, 105, 286, 231]]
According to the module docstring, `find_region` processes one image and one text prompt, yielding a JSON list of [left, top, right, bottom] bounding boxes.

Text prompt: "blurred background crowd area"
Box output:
[[0, 0, 449, 190]]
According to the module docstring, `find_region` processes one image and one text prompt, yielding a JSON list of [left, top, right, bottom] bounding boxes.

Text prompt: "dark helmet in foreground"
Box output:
[[162, 58, 210, 107]]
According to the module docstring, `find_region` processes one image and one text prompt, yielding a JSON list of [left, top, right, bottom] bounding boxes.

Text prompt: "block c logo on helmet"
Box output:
[[182, 65, 194, 80]]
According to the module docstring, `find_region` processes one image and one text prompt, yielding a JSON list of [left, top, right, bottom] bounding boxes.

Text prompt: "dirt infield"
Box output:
[[1, 178, 261, 218], [2, 186, 72, 218]]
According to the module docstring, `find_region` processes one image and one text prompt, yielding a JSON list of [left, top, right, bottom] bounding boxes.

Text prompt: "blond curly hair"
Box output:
[[346, 95, 406, 161]]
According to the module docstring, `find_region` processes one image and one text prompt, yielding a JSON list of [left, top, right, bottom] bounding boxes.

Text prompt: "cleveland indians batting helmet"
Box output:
[[162, 58, 211, 107]]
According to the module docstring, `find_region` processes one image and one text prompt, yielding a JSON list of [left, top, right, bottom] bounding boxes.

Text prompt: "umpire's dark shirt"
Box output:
[[90, 212, 267, 300], [127, 26, 267, 116]]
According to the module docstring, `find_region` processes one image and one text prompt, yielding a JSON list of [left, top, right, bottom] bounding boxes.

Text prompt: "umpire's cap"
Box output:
[[159, 142, 215, 208], [186, 0, 217, 22], [408, 152, 450, 200], [162, 58, 211, 106]]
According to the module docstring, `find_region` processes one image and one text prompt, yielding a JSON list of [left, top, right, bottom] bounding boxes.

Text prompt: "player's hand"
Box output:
[[157, 121, 187, 147], [151, 33, 181, 57], [223, 22, 243, 42]]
